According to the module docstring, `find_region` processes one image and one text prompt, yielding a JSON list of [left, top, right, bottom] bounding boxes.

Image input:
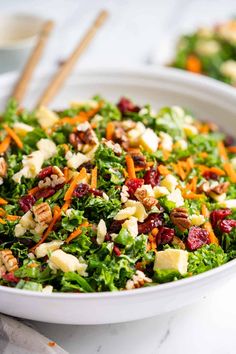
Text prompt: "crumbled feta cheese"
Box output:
[[36, 106, 59, 129], [14, 224, 26, 237], [13, 122, 33, 137], [66, 152, 90, 169], [114, 206, 136, 220], [125, 200, 148, 222], [183, 124, 198, 137], [219, 199, 236, 209], [220, 60, 236, 82], [153, 186, 170, 198], [120, 185, 130, 203], [122, 216, 138, 238], [159, 132, 173, 152], [127, 122, 146, 145], [35, 240, 64, 258], [139, 128, 160, 153], [49, 250, 87, 275], [37, 139, 57, 160], [97, 219, 107, 245], [154, 249, 188, 275], [189, 214, 205, 226], [160, 174, 178, 192], [167, 188, 184, 207]]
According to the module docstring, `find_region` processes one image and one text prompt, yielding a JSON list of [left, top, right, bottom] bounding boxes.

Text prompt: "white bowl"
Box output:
[[0, 67, 236, 325], [0, 14, 45, 73]]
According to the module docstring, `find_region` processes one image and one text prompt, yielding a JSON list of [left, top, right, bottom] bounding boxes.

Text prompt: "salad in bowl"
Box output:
[[0, 96, 236, 294]]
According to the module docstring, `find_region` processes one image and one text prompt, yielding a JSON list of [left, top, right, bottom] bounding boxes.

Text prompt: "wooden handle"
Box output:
[[12, 20, 54, 103], [36, 10, 108, 108]]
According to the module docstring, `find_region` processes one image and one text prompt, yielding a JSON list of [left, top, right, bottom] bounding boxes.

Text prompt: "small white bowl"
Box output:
[[0, 14, 45, 73]]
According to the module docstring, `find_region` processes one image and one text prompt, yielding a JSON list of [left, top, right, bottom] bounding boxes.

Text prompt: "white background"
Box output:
[[1, 0, 236, 353]]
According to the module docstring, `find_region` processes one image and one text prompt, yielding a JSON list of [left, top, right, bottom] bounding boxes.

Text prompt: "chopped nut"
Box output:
[[120, 185, 130, 203], [125, 270, 152, 290], [52, 166, 64, 177], [0, 157, 7, 177], [134, 188, 157, 210], [210, 182, 229, 195], [102, 138, 122, 155], [170, 207, 191, 231], [172, 236, 186, 250], [33, 202, 52, 225], [0, 250, 18, 273]]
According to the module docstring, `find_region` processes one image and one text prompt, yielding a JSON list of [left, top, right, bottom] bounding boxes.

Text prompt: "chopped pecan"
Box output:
[[125, 270, 152, 290], [210, 182, 229, 195], [113, 124, 129, 150], [128, 149, 146, 168], [33, 202, 52, 225], [0, 157, 7, 177], [134, 188, 157, 209], [172, 235, 186, 249], [0, 250, 18, 273], [170, 207, 191, 231]]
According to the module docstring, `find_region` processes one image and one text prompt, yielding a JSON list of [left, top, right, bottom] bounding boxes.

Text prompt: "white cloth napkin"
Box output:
[[0, 315, 68, 354]]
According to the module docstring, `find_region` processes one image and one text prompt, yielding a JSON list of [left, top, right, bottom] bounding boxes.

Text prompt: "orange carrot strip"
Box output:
[[6, 215, 21, 221], [65, 221, 89, 244], [204, 221, 219, 245], [106, 122, 115, 140], [63, 167, 69, 183], [223, 162, 236, 183], [0, 198, 8, 205], [28, 186, 40, 195], [201, 204, 210, 218], [158, 165, 170, 176], [0, 135, 11, 154], [90, 166, 98, 189], [3, 124, 23, 149], [125, 155, 136, 179], [217, 141, 228, 161], [0, 218, 6, 224], [64, 168, 87, 201], [198, 165, 225, 176], [182, 192, 204, 199], [0, 208, 6, 217], [199, 152, 208, 159], [227, 146, 236, 153], [186, 55, 202, 73], [163, 150, 170, 161], [61, 201, 70, 213], [54, 106, 101, 128]]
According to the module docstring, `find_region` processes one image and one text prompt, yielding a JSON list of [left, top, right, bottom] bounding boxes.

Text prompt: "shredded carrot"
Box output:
[[6, 215, 20, 221], [198, 152, 208, 159], [28, 186, 40, 196], [125, 155, 136, 179], [186, 157, 194, 169], [90, 166, 98, 189], [163, 150, 170, 161], [182, 191, 204, 199], [201, 204, 210, 218], [64, 168, 87, 201], [31, 208, 61, 251], [3, 124, 23, 149], [53, 106, 101, 129], [158, 164, 171, 176], [65, 221, 89, 244], [151, 228, 159, 237], [186, 55, 202, 73], [0, 218, 6, 224], [187, 176, 198, 193], [0, 135, 11, 154], [223, 162, 236, 183], [199, 124, 210, 134], [106, 122, 115, 140], [148, 234, 157, 250], [198, 165, 225, 176], [0, 208, 6, 217], [204, 221, 219, 245], [0, 198, 8, 205], [61, 201, 70, 213], [63, 167, 69, 183], [227, 146, 236, 153], [217, 141, 228, 161]]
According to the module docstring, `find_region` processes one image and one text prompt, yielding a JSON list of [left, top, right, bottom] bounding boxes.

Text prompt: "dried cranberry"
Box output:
[[157, 226, 174, 245], [219, 219, 236, 233], [210, 209, 232, 228], [202, 171, 218, 181], [19, 195, 36, 212], [186, 226, 210, 251], [113, 245, 121, 256], [38, 166, 53, 180], [89, 188, 103, 197], [143, 168, 160, 187], [73, 183, 90, 198], [224, 135, 235, 147], [117, 97, 140, 114], [105, 233, 112, 241], [2, 272, 19, 283], [138, 213, 162, 234], [109, 220, 123, 233], [125, 178, 144, 196], [79, 161, 95, 173], [35, 187, 55, 200]]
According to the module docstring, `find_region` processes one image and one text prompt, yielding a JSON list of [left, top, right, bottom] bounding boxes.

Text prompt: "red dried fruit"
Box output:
[[89, 188, 103, 197], [2, 272, 19, 283], [138, 213, 162, 234], [125, 178, 144, 196], [73, 183, 90, 198], [117, 97, 140, 114], [157, 226, 174, 245], [19, 195, 36, 212], [113, 245, 121, 256], [186, 226, 210, 251], [109, 220, 123, 233], [219, 219, 236, 233], [143, 168, 160, 187], [105, 233, 112, 241], [224, 135, 235, 147], [202, 171, 219, 181], [38, 166, 53, 180], [210, 209, 232, 228], [35, 187, 56, 200]]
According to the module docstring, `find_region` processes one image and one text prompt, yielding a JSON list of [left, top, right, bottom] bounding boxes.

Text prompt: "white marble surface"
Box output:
[[2, 0, 236, 353]]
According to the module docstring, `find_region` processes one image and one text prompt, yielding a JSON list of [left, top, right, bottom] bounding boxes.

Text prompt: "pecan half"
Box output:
[[0, 250, 18, 273], [170, 207, 191, 231], [32, 202, 52, 225], [134, 188, 157, 210], [0, 157, 7, 178]]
